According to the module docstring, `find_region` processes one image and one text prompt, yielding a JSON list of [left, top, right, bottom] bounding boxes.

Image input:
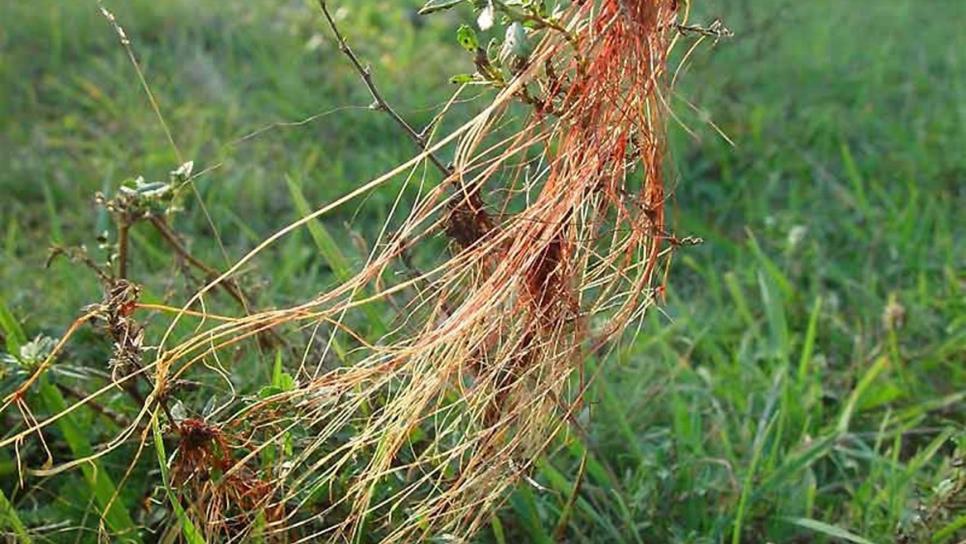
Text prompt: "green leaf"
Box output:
[[796, 296, 822, 383], [933, 511, 966, 543], [449, 73, 478, 84], [837, 355, 889, 434], [285, 175, 351, 281], [731, 414, 777, 544], [418, 0, 464, 15], [271, 350, 295, 391], [261, 350, 296, 397], [587, 357, 642, 461], [784, 517, 875, 544], [490, 516, 506, 544], [257, 385, 286, 399], [753, 433, 838, 501], [537, 457, 625, 540], [0, 488, 31, 543], [39, 380, 141, 541], [508, 485, 552, 544], [0, 295, 27, 354], [152, 416, 206, 544], [757, 268, 789, 360], [457, 24, 480, 52], [285, 174, 385, 336]]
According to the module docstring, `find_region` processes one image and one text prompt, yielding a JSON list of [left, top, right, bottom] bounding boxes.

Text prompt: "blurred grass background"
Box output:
[[1, 0, 963, 542]]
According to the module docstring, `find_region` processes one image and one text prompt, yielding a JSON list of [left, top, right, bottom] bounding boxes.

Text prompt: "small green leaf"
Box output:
[[449, 73, 477, 84], [258, 385, 285, 399], [260, 350, 295, 399], [120, 176, 145, 192], [457, 24, 480, 52], [0, 295, 27, 354], [271, 350, 295, 391], [418, 0, 464, 15]]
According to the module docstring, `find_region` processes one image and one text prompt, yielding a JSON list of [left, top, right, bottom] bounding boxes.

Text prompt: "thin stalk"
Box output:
[[318, 0, 451, 178], [553, 449, 588, 540], [117, 222, 129, 279], [149, 216, 249, 310], [317, 0, 491, 234]]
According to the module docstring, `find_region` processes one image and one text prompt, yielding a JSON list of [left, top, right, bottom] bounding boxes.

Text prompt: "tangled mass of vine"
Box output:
[[2, 0, 690, 541]]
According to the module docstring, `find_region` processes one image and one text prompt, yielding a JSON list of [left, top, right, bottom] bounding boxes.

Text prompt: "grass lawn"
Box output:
[[1, 0, 963, 542]]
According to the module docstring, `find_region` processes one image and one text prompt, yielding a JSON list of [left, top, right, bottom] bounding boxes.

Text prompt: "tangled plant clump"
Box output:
[[1, 0, 710, 541]]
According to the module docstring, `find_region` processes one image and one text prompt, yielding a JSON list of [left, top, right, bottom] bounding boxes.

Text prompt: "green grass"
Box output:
[[1, 0, 963, 542]]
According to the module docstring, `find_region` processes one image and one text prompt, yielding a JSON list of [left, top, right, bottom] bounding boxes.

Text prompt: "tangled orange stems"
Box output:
[[3, 1, 689, 540]]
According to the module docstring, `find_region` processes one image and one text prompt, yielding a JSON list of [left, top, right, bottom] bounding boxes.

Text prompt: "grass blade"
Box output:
[[552, 450, 587, 541], [152, 415, 206, 544], [38, 380, 141, 541], [3, 298, 138, 540], [0, 488, 31, 543], [796, 296, 822, 383], [587, 358, 642, 461], [932, 512, 966, 543], [537, 458, 625, 541], [285, 174, 386, 334], [838, 355, 889, 434], [731, 412, 778, 544], [489, 515, 506, 544], [508, 485, 553, 544], [0, 295, 27, 354], [285, 174, 352, 282], [753, 433, 839, 501], [785, 517, 874, 544]]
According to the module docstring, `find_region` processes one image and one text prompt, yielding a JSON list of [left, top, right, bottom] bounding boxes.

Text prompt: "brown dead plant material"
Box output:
[[170, 418, 283, 541], [2, 0, 692, 541]]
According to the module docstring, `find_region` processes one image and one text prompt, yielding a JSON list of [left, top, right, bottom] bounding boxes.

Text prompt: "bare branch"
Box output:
[[318, 1, 452, 177]]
